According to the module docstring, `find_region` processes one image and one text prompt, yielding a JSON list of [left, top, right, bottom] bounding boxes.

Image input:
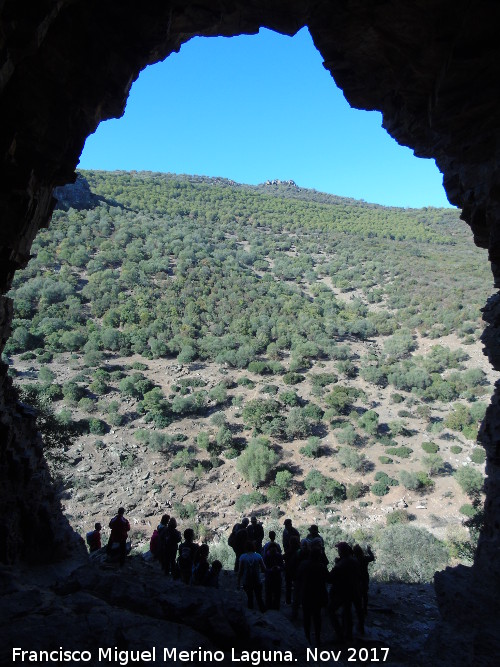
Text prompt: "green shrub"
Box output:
[[337, 446, 366, 472], [358, 410, 379, 435], [283, 372, 305, 385], [235, 491, 266, 512], [386, 446, 413, 459], [371, 481, 389, 496], [400, 470, 434, 491], [335, 423, 357, 446], [422, 441, 439, 454], [275, 470, 293, 490], [236, 437, 278, 487], [422, 454, 445, 476], [386, 509, 411, 525], [373, 525, 449, 583], [78, 397, 96, 414], [346, 482, 365, 500], [470, 447, 486, 464], [267, 484, 286, 504], [375, 471, 399, 487], [300, 436, 323, 458], [88, 418, 108, 435], [379, 456, 393, 465], [450, 445, 463, 454], [459, 504, 478, 518], [454, 466, 484, 497]]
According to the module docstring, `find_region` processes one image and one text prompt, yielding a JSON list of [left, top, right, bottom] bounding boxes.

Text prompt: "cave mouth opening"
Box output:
[[4, 27, 491, 598], [1, 6, 499, 658]]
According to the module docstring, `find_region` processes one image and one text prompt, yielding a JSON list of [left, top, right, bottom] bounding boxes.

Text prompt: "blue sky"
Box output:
[[79, 28, 451, 209]]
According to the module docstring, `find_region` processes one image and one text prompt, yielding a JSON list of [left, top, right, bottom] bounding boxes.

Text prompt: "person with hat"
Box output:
[[328, 541, 364, 640]]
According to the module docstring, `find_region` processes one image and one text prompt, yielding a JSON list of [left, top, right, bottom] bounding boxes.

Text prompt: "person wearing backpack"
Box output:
[[86, 523, 102, 553], [177, 528, 199, 583], [107, 508, 130, 566]]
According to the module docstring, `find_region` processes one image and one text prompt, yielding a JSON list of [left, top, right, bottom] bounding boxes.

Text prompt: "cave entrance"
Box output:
[[6, 28, 490, 592]]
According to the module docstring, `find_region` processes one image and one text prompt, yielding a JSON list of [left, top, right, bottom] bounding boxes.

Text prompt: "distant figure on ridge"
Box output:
[[107, 508, 130, 566]]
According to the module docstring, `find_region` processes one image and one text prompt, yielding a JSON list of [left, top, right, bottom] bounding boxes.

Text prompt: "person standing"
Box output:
[[353, 544, 375, 614], [296, 547, 329, 646], [238, 541, 266, 612], [86, 522, 102, 553], [107, 508, 130, 566]]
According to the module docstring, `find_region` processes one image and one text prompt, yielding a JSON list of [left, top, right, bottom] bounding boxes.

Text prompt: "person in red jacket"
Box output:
[[107, 507, 130, 566]]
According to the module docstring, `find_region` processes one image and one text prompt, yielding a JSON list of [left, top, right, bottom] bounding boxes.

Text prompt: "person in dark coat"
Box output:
[[284, 534, 301, 606], [282, 518, 300, 555], [263, 541, 284, 610], [247, 515, 264, 553], [161, 517, 181, 576], [296, 547, 329, 646], [231, 517, 249, 573], [107, 508, 130, 566], [328, 541, 364, 640], [353, 544, 375, 614]]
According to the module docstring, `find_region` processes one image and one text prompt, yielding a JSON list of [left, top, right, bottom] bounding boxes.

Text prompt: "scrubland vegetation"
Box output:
[[5, 171, 493, 580]]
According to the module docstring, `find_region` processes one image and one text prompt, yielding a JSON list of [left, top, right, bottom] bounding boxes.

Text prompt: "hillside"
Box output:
[[5, 170, 493, 579]]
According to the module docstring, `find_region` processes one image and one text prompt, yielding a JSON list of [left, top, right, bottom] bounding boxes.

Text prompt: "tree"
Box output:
[[236, 437, 278, 487], [373, 525, 449, 583], [454, 467, 484, 497]]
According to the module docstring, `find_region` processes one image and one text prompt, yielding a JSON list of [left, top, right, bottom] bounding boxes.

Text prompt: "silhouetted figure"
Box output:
[[284, 534, 301, 606], [161, 517, 181, 576], [306, 524, 328, 566], [107, 508, 130, 566], [262, 530, 282, 559], [328, 541, 364, 641], [156, 514, 170, 564], [178, 528, 199, 584], [291, 539, 311, 619], [204, 559, 223, 588], [247, 515, 264, 553], [263, 541, 284, 610], [230, 517, 249, 572], [86, 522, 102, 553], [192, 543, 210, 585], [238, 540, 266, 612], [296, 548, 329, 646], [282, 518, 300, 555], [353, 544, 375, 614]]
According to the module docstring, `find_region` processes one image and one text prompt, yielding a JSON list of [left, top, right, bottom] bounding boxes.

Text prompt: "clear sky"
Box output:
[[79, 27, 452, 209]]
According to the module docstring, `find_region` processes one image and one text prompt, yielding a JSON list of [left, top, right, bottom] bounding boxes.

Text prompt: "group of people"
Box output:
[[85, 507, 131, 566], [149, 514, 222, 587], [86, 509, 375, 645], [229, 516, 375, 645]]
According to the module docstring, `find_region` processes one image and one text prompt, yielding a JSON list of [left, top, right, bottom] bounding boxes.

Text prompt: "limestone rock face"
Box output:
[[1, 0, 500, 662]]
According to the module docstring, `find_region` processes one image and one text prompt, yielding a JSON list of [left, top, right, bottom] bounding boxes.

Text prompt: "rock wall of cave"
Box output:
[[1, 0, 499, 660]]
